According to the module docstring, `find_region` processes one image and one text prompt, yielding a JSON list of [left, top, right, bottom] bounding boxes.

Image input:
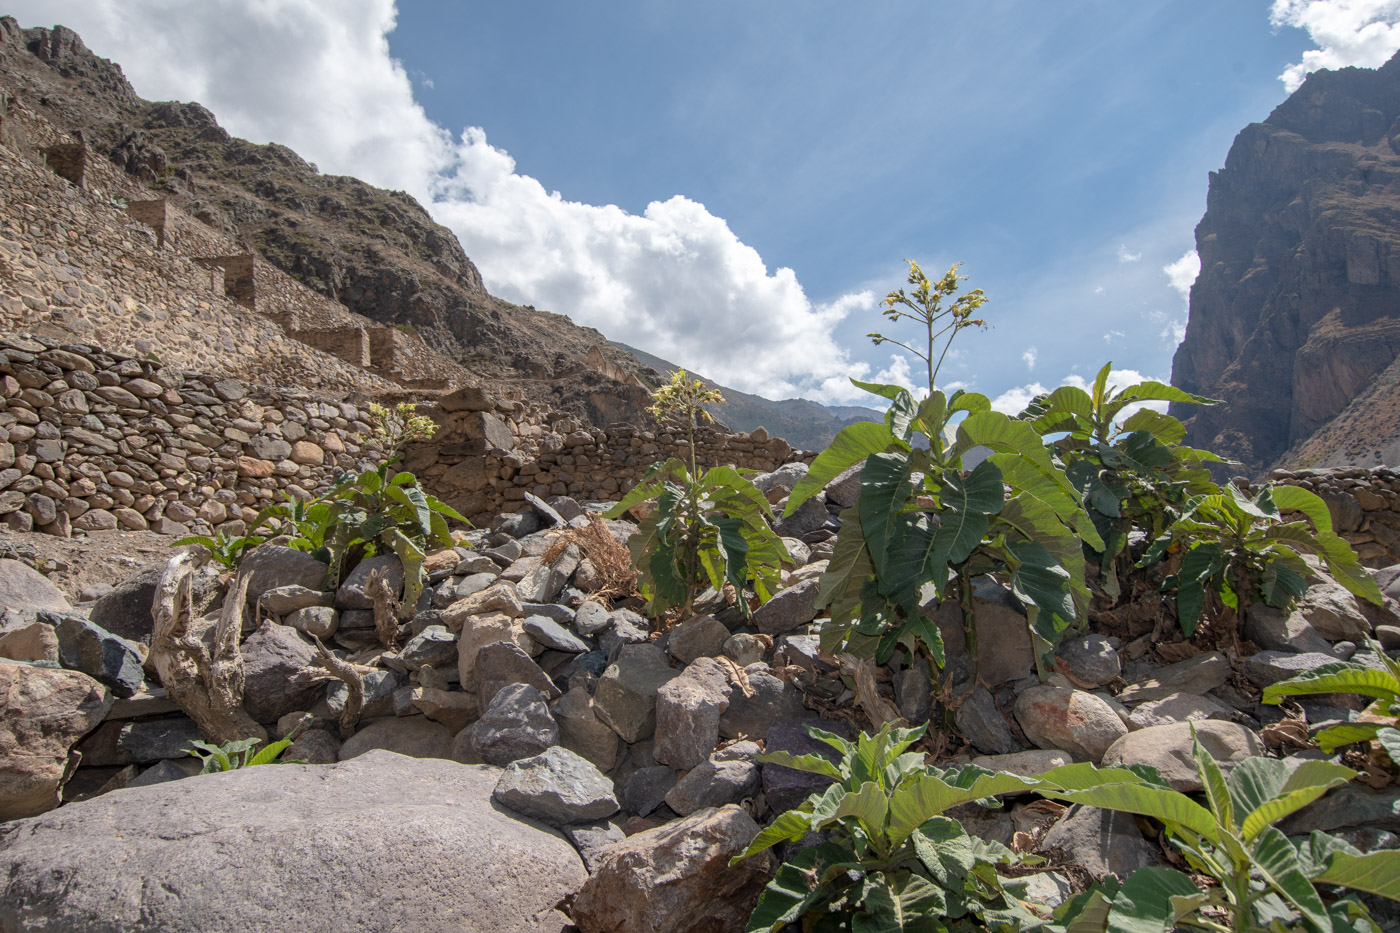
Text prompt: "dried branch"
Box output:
[[852, 657, 904, 731], [714, 656, 755, 698], [149, 553, 266, 743], [366, 567, 399, 649], [296, 636, 373, 739]]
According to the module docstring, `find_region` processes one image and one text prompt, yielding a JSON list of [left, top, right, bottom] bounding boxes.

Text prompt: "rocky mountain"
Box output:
[[0, 21, 661, 425], [615, 343, 881, 451], [1171, 52, 1400, 475]]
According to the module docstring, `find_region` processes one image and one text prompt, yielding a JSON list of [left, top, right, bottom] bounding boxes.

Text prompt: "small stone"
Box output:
[[654, 658, 731, 770], [594, 644, 680, 743], [553, 686, 621, 772], [574, 601, 613, 636], [522, 614, 590, 653], [955, 686, 1020, 755], [1294, 582, 1373, 642], [335, 554, 403, 610], [0, 621, 59, 663], [1014, 685, 1127, 763], [1117, 652, 1229, 704], [1127, 692, 1237, 730], [970, 749, 1072, 776], [751, 579, 820, 635], [493, 746, 619, 827], [664, 754, 760, 816], [474, 641, 561, 709], [722, 632, 766, 666], [50, 612, 145, 699], [667, 614, 730, 664], [326, 670, 407, 720], [395, 625, 457, 670], [1055, 635, 1121, 688], [1101, 721, 1262, 791], [621, 766, 678, 817], [719, 668, 805, 740], [1042, 806, 1161, 880], [1243, 651, 1343, 687], [562, 820, 626, 874], [459, 683, 558, 766], [284, 606, 338, 640], [259, 585, 333, 615]]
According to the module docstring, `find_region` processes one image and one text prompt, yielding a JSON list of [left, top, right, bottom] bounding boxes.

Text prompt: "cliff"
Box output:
[[1171, 51, 1400, 475]]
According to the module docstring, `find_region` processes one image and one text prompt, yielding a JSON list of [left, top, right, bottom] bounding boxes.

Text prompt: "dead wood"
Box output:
[[366, 567, 399, 649], [149, 552, 266, 744], [296, 636, 376, 739]]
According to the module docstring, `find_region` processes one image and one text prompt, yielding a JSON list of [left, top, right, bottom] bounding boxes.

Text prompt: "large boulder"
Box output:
[[1101, 721, 1262, 791], [0, 560, 70, 620], [0, 663, 111, 821], [1014, 685, 1127, 763], [0, 752, 585, 931], [89, 561, 222, 644], [239, 621, 320, 723], [570, 805, 772, 933]]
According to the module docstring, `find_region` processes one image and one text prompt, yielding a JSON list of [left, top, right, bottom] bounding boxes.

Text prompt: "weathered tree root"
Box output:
[[150, 552, 267, 744], [296, 636, 376, 739], [366, 567, 399, 649]]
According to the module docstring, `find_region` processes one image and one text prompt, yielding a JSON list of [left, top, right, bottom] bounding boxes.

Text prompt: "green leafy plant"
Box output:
[[172, 529, 266, 570], [1043, 734, 1400, 933], [1263, 638, 1400, 769], [604, 370, 788, 618], [734, 721, 1051, 932], [1018, 362, 1222, 602], [246, 401, 465, 614], [1139, 482, 1382, 639], [186, 736, 299, 773], [785, 261, 1102, 670]]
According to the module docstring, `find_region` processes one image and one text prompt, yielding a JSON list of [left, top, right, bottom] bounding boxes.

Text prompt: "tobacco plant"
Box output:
[[1139, 483, 1381, 639], [786, 262, 1101, 669], [1042, 735, 1400, 933], [735, 721, 1050, 932], [605, 370, 787, 618], [186, 735, 299, 773], [1018, 362, 1222, 601]]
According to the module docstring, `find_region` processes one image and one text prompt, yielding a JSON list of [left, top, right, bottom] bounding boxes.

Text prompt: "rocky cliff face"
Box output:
[[1172, 52, 1400, 474]]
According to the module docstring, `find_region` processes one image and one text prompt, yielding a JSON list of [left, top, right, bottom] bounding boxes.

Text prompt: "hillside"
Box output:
[[615, 343, 880, 451], [1171, 50, 1400, 475]]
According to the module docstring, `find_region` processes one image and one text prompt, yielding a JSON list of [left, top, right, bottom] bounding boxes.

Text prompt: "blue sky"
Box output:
[[10, 1, 1400, 409]]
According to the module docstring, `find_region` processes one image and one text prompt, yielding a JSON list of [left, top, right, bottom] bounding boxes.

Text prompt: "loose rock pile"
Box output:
[[1, 458, 1399, 932]]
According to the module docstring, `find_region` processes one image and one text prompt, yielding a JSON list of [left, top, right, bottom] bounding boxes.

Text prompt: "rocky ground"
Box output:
[[0, 459, 1398, 932]]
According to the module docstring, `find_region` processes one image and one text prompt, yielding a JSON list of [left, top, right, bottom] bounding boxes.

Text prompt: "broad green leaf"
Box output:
[[830, 781, 889, 842], [387, 527, 427, 614], [910, 816, 976, 885], [1193, 731, 1234, 832], [743, 841, 855, 931], [1056, 888, 1113, 933], [887, 770, 1037, 847], [1252, 826, 1331, 931], [756, 750, 843, 781], [711, 515, 750, 596], [1261, 558, 1309, 608], [247, 737, 293, 766], [859, 452, 918, 569], [1262, 663, 1400, 705], [851, 378, 913, 402], [1044, 783, 1218, 841], [882, 461, 1003, 610], [816, 513, 872, 626], [1269, 484, 1335, 533], [1007, 538, 1076, 632], [1091, 362, 1114, 413], [948, 390, 992, 416], [1226, 756, 1292, 823], [1313, 722, 1383, 753], [1120, 408, 1187, 446], [787, 421, 898, 515], [1315, 850, 1400, 901], [1240, 759, 1355, 843], [1104, 381, 1221, 424], [954, 411, 1077, 499], [1036, 762, 1150, 791], [603, 460, 687, 517], [853, 871, 946, 933], [1378, 726, 1400, 765], [1106, 866, 1203, 933], [732, 808, 815, 862]]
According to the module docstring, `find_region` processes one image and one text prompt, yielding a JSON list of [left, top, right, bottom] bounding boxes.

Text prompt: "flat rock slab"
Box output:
[[0, 751, 585, 932]]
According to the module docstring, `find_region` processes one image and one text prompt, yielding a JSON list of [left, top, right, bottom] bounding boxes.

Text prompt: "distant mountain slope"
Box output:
[[615, 343, 880, 451], [1171, 51, 1400, 475]]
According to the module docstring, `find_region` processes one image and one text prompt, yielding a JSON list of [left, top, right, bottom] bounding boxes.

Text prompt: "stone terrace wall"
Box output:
[[0, 334, 385, 537], [405, 387, 815, 524], [0, 139, 403, 395], [1243, 465, 1400, 568]]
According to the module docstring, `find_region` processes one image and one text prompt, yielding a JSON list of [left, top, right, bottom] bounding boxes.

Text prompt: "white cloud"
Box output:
[[1022, 346, 1038, 370], [11, 0, 879, 401], [1271, 0, 1400, 91], [1164, 249, 1200, 299], [990, 367, 1170, 419], [1093, 285, 1105, 295], [1116, 244, 1142, 263], [1103, 329, 1126, 343]]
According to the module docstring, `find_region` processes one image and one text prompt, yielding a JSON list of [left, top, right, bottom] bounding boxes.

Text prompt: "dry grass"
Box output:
[[542, 516, 638, 605]]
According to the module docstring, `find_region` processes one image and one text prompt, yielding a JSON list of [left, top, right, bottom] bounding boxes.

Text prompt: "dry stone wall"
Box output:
[[0, 334, 385, 538], [405, 386, 815, 524], [1244, 465, 1400, 568]]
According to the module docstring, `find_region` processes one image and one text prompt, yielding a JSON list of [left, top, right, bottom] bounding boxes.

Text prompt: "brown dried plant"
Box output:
[[541, 516, 638, 605]]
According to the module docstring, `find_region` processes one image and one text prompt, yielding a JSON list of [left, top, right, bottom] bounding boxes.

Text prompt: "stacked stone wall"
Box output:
[[39, 143, 83, 186], [0, 137, 401, 394], [124, 200, 166, 247], [0, 334, 385, 538], [1244, 465, 1400, 568], [404, 388, 815, 524]]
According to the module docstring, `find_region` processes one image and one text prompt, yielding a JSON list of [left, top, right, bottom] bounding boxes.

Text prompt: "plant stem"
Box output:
[[958, 565, 977, 660]]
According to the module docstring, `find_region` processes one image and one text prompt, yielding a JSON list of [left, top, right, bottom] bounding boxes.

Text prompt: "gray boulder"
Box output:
[[570, 805, 770, 933], [237, 546, 329, 604], [89, 561, 221, 644], [0, 559, 70, 620], [654, 658, 731, 770], [594, 644, 679, 743], [240, 621, 320, 723], [0, 752, 586, 932], [460, 683, 559, 766], [751, 579, 820, 635], [50, 612, 145, 698], [493, 746, 620, 827], [0, 663, 111, 821], [336, 554, 404, 610], [339, 717, 454, 760]]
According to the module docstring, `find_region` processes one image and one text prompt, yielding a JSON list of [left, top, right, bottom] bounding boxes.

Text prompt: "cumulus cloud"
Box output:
[[1271, 0, 1400, 91], [1164, 249, 1200, 299], [1022, 346, 1037, 370], [989, 367, 1169, 419], [1103, 329, 1126, 344], [1116, 244, 1142, 263], [12, 0, 878, 401]]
